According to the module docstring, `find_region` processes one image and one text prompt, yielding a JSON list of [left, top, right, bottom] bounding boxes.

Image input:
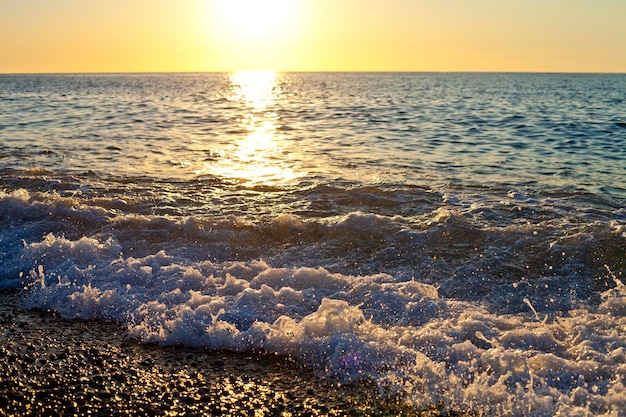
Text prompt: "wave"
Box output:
[[1, 186, 625, 415]]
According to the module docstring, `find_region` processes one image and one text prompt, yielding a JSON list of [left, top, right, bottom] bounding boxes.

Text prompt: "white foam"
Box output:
[[12, 231, 625, 415], [2, 186, 625, 416]]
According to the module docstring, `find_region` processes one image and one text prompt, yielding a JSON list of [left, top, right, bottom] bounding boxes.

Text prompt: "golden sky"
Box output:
[[1, 0, 625, 73]]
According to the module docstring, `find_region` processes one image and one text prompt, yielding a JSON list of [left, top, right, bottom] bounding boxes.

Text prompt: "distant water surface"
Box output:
[[1, 72, 625, 415]]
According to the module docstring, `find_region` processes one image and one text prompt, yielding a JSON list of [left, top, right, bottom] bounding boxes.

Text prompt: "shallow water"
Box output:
[[1, 72, 625, 415]]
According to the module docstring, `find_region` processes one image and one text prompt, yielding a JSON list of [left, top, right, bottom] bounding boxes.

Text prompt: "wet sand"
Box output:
[[0, 291, 456, 416]]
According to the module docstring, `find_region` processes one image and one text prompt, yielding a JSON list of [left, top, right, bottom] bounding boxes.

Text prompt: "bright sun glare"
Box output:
[[213, 0, 295, 42], [204, 70, 302, 186]]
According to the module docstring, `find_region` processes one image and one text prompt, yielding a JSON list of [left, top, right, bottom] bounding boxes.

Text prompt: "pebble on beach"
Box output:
[[0, 292, 431, 416]]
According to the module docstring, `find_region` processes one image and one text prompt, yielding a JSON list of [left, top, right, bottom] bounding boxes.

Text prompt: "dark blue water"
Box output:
[[1, 72, 625, 415]]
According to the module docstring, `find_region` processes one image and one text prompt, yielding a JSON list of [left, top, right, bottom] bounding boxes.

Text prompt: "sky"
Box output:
[[1, 0, 625, 73]]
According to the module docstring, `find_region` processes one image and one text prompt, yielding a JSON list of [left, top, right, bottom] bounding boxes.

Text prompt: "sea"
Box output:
[[1, 72, 625, 415]]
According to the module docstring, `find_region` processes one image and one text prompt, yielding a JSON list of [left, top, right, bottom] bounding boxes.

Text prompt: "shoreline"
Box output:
[[0, 291, 446, 416]]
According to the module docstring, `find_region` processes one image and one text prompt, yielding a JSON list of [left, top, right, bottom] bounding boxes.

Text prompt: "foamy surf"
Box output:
[[0, 184, 623, 415]]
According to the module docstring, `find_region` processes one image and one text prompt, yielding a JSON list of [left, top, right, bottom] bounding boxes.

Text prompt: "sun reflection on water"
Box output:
[[230, 70, 278, 111], [206, 70, 301, 186]]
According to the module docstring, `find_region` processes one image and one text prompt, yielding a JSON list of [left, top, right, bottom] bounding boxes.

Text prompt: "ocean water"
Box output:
[[1, 72, 625, 415]]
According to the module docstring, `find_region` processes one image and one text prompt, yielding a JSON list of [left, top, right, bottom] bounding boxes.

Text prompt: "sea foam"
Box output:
[[10, 226, 624, 415]]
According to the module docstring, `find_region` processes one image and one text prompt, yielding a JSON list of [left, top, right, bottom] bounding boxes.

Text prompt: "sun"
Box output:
[[203, 0, 307, 70], [212, 0, 296, 42]]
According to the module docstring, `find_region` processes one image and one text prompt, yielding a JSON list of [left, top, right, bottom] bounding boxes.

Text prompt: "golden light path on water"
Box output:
[[205, 70, 303, 186]]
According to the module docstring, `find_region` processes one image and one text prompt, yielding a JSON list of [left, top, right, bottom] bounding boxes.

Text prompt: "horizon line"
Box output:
[[2, 70, 625, 76]]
